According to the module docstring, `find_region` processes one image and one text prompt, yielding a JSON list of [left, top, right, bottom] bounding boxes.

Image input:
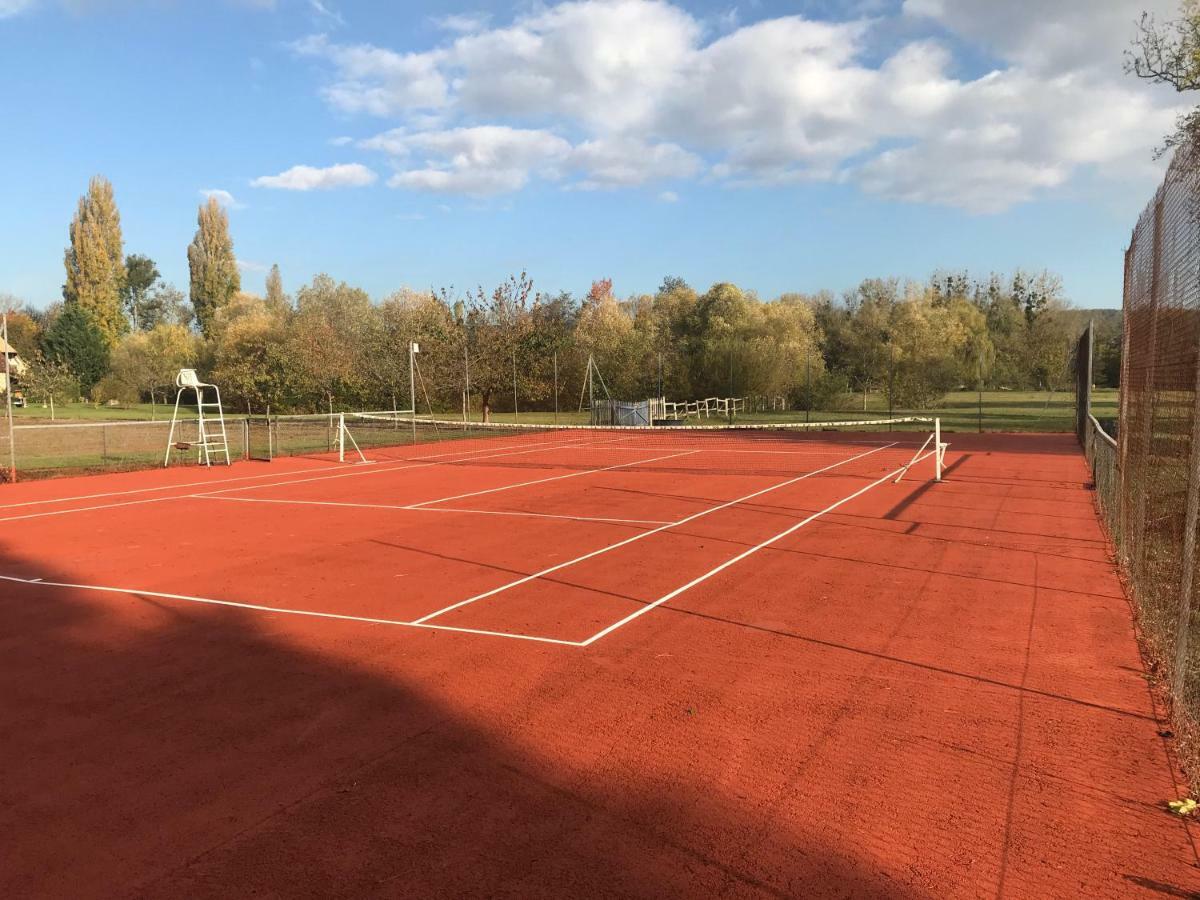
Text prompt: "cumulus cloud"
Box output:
[[251, 163, 377, 190], [371, 126, 572, 196], [200, 188, 245, 209], [568, 137, 702, 189], [290, 0, 1184, 212]]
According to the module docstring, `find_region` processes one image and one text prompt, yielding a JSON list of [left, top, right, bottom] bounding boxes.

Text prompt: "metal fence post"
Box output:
[[1130, 193, 1165, 579], [1173, 343, 1200, 705]]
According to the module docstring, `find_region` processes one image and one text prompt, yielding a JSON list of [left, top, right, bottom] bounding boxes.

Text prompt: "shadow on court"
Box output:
[[0, 541, 918, 899]]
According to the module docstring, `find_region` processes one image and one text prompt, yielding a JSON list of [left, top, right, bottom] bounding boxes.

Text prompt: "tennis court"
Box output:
[[1, 421, 1197, 897]]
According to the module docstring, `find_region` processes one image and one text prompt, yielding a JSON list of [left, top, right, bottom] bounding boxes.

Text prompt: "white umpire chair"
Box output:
[[164, 369, 231, 467]]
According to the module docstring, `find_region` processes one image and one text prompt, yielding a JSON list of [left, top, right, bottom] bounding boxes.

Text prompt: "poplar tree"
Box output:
[[265, 264, 287, 310], [62, 176, 126, 345], [187, 196, 240, 337]]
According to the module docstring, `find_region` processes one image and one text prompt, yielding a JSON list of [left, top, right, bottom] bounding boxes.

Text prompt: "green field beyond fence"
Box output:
[[11, 389, 1114, 432], [2, 389, 1113, 481]]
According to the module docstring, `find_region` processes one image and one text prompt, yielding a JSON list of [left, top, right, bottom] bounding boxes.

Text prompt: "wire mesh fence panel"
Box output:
[[1074, 322, 1093, 443], [13, 419, 248, 477], [1106, 154, 1200, 787]]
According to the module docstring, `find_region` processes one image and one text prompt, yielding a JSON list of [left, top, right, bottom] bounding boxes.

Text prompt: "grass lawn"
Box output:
[[7, 389, 1114, 434], [10, 400, 186, 424], [482, 389, 1116, 433]]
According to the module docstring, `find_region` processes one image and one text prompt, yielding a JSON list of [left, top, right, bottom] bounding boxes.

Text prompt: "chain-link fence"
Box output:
[[9, 419, 250, 479], [1081, 154, 1200, 787]]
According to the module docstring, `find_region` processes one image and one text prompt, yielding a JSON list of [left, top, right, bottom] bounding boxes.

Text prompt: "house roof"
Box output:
[[0, 336, 19, 356]]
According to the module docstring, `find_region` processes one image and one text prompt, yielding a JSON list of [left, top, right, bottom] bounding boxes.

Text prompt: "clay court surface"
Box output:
[[1, 427, 1198, 897]]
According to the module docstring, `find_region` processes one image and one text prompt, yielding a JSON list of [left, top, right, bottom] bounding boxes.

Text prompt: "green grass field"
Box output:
[[10, 400, 185, 423], [480, 389, 1117, 433], [9, 389, 1115, 432]]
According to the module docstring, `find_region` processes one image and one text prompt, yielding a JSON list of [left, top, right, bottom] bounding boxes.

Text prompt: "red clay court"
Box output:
[[1, 422, 1198, 897]]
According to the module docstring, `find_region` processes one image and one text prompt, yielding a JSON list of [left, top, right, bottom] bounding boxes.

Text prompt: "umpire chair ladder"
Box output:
[[164, 369, 231, 467]]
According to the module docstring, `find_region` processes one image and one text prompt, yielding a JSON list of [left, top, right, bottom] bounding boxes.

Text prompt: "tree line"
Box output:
[[1, 176, 1106, 421]]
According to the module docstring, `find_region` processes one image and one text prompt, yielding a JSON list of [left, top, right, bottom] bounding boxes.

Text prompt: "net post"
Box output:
[[338, 412, 345, 463], [2, 312, 16, 484], [935, 418, 942, 482]]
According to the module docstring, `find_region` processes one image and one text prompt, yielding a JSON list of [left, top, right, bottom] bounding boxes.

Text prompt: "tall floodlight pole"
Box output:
[[409, 341, 419, 444], [3, 313, 16, 483], [805, 352, 812, 424], [728, 347, 734, 425]]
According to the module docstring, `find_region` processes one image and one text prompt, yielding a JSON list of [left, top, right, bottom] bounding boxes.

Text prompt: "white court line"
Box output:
[[403, 449, 699, 509], [0, 433, 614, 524], [0, 574, 584, 647], [580, 447, 939, 646], [0, 430, 596, 511], [411, 441, 896, 625], [195, 495, 672, 527], [0, 449, 937, 649]]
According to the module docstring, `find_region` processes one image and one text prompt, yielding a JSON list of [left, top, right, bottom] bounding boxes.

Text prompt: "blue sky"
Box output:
[[0, 0, 1183, 309]]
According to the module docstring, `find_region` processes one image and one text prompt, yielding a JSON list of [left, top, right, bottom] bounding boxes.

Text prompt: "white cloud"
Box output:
[[290, 0, 1183, 212], [0, 0, 36, 17], [434, 12, 490, 34], [568, 137, 702, 189], [308, 0, 343, 27], [329, 135, 353, 146], [375, 126, 572, 196], [291, 33, 448, 115], [237, 259, 270, 273], [251, 163, 377, 190], [200, 188, 245, 210], [658, 190, 679, 203]]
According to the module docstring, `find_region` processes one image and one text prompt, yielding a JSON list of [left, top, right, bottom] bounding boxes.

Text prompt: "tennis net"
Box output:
[[322, 414, 949, 481]]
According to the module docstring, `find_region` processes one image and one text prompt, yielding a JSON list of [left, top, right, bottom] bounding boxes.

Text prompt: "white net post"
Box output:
[[2, 312, 15, 483], [337, 412, 346, 463], [935, 418, 942, 482]]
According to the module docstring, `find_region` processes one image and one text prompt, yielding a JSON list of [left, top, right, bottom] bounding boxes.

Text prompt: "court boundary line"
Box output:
[[0, 446, 939, 649], [580, 447, 939, 646], [193, 494, 673, 527], [0, 433, 639, 524], [0, 429, 608, 512], [404, 449, 699, 509], [411, 441, 896, 625], [0, 574, 584, 647]]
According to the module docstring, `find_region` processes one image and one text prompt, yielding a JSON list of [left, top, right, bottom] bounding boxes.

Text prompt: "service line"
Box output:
[[411, 441, 896, 625], [581, 447, 940, 646]]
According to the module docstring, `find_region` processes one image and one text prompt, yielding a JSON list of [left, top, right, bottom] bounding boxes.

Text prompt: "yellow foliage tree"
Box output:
[[63, 176, 126, 346]]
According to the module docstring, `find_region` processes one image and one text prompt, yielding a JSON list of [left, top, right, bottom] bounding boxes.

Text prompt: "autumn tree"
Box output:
[[63, 176, 127, 345], [265, 264, 288, 311], [1129, 1, 1200, 166], [188, 196, 241, 337], [98, 324, 199, 414], [288, 275, 372, 412], [463, 273, 539, 421], [122, 254, 161, 331]]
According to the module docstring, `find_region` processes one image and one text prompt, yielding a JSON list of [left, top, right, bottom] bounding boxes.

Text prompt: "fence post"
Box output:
[[1130, 193, 1165, 579], [1118, 242, 1135, 555], [1173, 340, 1200, 704], [2, 313, 15, 483], [1074, 321, 1093, 444]]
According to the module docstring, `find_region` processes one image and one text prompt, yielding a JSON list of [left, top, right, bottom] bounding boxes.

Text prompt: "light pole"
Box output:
[[409, 341, 419, 444]]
